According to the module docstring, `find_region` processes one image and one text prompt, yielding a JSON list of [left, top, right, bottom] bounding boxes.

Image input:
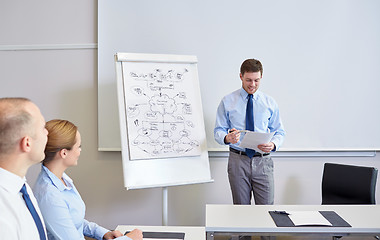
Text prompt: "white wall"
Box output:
[[98, 0, 380, 151], [1, 0, 379, 230]]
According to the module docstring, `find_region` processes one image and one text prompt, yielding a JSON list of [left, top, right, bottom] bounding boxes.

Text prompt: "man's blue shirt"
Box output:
[[214, 88, 285, 151]]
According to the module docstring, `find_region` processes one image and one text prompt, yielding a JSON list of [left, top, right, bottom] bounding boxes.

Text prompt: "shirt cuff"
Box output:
[[95, 226, 110, 240], [271, 140, 279, 152]]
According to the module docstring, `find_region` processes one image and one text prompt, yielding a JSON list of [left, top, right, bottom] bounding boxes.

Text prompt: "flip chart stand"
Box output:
[[163, 187, 168, 226]]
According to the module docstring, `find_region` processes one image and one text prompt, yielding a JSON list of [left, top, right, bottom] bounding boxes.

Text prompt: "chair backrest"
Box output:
[[321, 163, 378, 204]]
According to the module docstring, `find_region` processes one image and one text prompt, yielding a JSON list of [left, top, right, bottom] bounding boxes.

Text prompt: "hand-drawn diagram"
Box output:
[[122, 62, 203, 160]]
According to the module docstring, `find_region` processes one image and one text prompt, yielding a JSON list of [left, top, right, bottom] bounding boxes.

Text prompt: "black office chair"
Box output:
[[321, 162, 378, 240], [322, 162, 378, 205]]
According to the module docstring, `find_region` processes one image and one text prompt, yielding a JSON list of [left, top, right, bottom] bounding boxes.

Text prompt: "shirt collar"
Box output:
[[240, 87, 259, 101], [42, 165, 73, 191], [0, 167, 26, 194]]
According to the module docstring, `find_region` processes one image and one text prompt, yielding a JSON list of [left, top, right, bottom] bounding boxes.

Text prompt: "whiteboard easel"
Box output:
[[115, 52, 213, 190]]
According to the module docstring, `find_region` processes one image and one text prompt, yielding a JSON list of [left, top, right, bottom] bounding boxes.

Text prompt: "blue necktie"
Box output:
[[20, 184, 46, 240], [246, 94, 255, 158]]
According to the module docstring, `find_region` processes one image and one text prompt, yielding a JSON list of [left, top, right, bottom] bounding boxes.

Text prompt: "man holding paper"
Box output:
[[214, 58, 285, 205]]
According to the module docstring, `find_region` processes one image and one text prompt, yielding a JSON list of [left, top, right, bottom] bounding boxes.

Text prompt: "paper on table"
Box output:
[[238, 131, 274, 153], [287, 211, 332, 226]]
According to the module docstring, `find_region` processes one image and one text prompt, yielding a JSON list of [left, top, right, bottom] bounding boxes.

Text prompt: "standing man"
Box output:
[[214, 59, 285, 205], [0, 97, 49, 239]]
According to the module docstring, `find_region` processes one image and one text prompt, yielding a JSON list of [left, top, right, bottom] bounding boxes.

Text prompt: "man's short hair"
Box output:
[[240, 59, 263, 76], [0, 98, 33, 155]]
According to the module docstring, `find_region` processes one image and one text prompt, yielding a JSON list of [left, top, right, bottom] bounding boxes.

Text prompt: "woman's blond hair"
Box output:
[[43, 119, 77, 164]]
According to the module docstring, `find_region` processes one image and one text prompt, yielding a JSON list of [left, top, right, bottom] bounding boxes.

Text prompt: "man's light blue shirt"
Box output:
[[214, 88, 285, 151], [33, 166, 131, 240]]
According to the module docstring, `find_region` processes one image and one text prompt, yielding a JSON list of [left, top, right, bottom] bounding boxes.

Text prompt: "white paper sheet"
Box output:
[[287, 211, 332, 226], [238, 131, 274, 153]]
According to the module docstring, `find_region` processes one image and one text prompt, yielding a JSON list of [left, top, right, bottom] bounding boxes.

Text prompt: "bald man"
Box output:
[[0, 97, 48, 239]]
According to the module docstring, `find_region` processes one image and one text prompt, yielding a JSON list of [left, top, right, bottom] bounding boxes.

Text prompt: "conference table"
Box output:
[[206, 204, 380, 239], [116, 225, 205, 240]]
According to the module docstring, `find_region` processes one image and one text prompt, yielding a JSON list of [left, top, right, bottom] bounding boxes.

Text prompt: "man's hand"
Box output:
[[224, 128, 241, 144], [258, 142, 275, 153], [125, 229, 143, 240]]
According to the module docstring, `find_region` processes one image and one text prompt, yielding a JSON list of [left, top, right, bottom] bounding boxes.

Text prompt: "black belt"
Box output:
[[229, 147, 270, 157]]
